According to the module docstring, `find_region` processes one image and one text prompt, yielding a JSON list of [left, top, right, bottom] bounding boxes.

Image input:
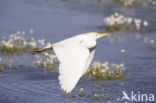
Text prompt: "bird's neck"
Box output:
[[80, 39, 96, 49]]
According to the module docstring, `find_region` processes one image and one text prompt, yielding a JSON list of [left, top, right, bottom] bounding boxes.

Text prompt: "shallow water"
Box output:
[[0, 0, 156, 103]]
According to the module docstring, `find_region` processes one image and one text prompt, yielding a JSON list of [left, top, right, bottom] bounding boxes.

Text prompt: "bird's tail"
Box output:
[[29, 46, 53, 55]]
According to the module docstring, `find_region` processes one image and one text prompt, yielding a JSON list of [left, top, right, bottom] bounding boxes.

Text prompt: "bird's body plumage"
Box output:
[[30, 32, 109, 93]]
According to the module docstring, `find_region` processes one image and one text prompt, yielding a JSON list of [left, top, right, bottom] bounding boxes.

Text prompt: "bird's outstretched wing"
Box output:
[[53, 42, 90, 93], [82, 48, 95, 75]]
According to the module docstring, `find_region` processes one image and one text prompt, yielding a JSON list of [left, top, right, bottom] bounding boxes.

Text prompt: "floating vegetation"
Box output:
[[148, 0, 156, 7], [114, 0, 146, 7], [62, 93, 76, 98], [0, 31, 35, 54], [79, 88, 88, 97], [0, 63, 7, 72], [63, 88, 108, 102], [32, 53, 58, 72], [0, 68, 4, 72], [85, 61, 125, 80], [0, 29, 50, 54], [0, 45, 27, 54], [35, 60, 58, 72], [89, 93, 105, 101], [102, 12, 148, 32], [149, 40, 156, 51]]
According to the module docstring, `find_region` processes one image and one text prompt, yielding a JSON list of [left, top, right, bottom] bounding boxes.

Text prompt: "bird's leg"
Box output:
[[29, 46, 53, 55]]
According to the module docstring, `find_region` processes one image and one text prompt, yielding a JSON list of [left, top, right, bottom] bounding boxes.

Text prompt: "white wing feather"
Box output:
[[53, 42, 90, 93], [82, 49, 95, 75]]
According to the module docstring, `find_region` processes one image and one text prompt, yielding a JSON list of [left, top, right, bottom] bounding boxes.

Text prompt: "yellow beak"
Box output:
[[97, 33, 109, 37]]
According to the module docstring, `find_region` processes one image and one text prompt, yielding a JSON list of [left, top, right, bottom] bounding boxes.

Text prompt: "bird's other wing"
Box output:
[[53, 42, 89, 93], [82, 48, 96, 75]]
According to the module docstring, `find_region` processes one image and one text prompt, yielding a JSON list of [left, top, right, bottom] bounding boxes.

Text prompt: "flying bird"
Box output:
[[30, 32, 109, 93]]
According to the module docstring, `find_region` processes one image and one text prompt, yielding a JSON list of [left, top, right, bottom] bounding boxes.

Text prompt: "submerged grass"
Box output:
[[85, 67, 124, 80], [105, 25, 130, 32], [62, 88, 110, 102], [114, 0, 146, 7], [0, 45, 27, 54], [103, 12, 148, 33], [150, 44, 156, 51], [89, 94, 106, 101], [0, 64, 7, 72], [36, 60, 58, 72]]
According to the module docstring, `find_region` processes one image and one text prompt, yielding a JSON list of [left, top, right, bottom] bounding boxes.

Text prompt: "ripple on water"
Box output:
[[0, 68, 61, 100]]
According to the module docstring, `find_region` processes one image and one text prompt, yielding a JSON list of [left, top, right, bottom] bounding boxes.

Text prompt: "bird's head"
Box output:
[[84, 32, 109, 40]]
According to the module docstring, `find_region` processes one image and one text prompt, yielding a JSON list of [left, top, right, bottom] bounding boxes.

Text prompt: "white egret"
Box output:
[[30, 32, 109, 93]]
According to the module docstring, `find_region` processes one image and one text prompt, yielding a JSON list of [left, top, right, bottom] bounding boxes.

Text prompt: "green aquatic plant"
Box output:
[[149, 40, 156, 51], [85, 61, 125, 80], [36, 60, 58, 72], [0, 64, 6, 72], [148, 0, 156, 7], [105, 24, 130, 32], [79, 88, 88, 97], [32, 53, 58, 72], [62, 93, 76, 98], [103, 12, 148, 32], [0, 30, 50, 54], [0, 45, 27, 54], [114, 0, 146, 8], [89, 93, 105, 101], [0, 31, 35, 54]]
